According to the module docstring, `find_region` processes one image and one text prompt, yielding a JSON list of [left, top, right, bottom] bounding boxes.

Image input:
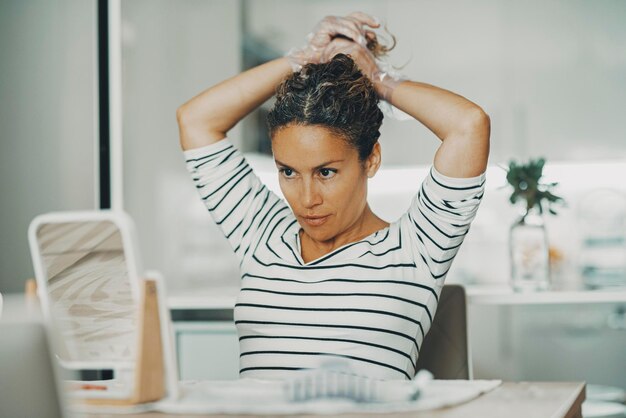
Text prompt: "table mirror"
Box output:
[[28, 211, 146, 400]]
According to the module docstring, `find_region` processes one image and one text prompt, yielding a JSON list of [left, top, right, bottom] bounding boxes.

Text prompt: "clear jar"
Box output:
[[509, 206, 550, 291]]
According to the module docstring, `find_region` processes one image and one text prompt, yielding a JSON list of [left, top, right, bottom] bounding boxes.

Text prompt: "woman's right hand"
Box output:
[[320, 36, 402, 102], [286, 12, 380, 72]]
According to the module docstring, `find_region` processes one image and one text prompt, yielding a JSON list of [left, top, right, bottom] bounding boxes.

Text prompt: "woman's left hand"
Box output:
[[285, 12, 380, 72], [321, 37, 401, 102]]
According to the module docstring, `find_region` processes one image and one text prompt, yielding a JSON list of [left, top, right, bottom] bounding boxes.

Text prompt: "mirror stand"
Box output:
[[84, 279, 165, 406]]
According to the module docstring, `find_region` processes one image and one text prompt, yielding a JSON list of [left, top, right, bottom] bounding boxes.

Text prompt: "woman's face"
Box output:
[[271, 124, 380, 243]]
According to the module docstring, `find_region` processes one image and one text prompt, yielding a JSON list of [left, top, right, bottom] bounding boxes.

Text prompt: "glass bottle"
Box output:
[[509, 205, 550, 291]]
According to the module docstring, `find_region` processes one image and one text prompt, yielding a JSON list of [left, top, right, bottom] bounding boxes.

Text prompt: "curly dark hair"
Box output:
[[266, 53, 384, 162]]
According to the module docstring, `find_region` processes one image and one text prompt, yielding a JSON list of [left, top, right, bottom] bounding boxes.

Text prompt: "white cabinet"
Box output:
[[469, 302, 626, 389], [174, 321, 240, 380]]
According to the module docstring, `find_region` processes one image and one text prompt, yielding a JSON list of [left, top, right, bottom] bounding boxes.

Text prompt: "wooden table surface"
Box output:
[[79, 381, 585, 418]]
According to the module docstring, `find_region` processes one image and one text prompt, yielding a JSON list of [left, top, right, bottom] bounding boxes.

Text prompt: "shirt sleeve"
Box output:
[[405, 165, 486, 284], [182, 138, 290, 264]]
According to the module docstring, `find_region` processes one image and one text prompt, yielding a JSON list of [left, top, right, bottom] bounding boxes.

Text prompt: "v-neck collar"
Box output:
[[292, 222, 391, 266]]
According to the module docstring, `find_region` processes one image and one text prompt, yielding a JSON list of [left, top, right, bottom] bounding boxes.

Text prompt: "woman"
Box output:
[[177, 12, 489, 381]]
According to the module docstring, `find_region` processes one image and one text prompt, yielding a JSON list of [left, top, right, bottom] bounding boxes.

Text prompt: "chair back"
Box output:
[[415, 284, 470, 379]]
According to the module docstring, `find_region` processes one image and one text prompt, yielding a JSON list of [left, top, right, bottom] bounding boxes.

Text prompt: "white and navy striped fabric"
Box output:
[[183, 138, 485, 380]]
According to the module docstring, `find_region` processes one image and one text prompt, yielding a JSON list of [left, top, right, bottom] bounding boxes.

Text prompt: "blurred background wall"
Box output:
[[0, 0, 96, 293], [2, 0, 626, 393], [1, 0, 625, 292]]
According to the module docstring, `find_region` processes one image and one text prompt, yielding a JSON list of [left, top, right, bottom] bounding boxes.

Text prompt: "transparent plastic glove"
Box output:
[[376, 59, 412, 121], [321, 37, 411, 120], [285, 12, 379, 72], [321, 37, 404, 102]]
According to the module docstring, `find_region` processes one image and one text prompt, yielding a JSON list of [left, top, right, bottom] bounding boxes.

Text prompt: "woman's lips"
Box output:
[[301, 215, 330, 227]]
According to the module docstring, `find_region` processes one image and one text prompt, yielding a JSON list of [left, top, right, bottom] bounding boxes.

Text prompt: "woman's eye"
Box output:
[[280, 168, 295, 178], [319, 168, 337, 179]]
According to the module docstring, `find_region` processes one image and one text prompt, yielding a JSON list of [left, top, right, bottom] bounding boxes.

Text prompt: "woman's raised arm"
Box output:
[[176, 58, 292, 151], [389, 81, 490, 178], [177, 12, 379, 152], [322, 37, 490, 178]]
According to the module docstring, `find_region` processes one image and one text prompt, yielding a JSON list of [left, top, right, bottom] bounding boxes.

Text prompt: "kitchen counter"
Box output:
[[166, 284, 626, 311], [465, 285, 626, 305], [4, 284, 625, 321], [168, 286, 239, 310]]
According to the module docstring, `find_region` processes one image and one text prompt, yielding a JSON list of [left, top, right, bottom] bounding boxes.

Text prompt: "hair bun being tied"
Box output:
[[276, 53, 367, 99], [268, 53, 383, 161], [329, 27, 396, 59]]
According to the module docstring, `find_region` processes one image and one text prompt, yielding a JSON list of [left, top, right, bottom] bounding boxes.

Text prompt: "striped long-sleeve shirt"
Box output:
[[183, 138, 485, 380]]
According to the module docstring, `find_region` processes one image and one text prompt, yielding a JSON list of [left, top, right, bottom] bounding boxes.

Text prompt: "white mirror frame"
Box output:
[[27, 209, 143, 371]]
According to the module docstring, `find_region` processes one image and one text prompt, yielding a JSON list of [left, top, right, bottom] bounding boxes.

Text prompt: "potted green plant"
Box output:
[[505, 158, 564, 291]]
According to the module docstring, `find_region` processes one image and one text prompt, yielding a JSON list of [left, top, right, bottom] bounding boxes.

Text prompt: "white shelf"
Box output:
[[465, 285, 626, 305], [167, 286, 238, 310], [5, 285, 625, 321], [165, 284, 626, 311]]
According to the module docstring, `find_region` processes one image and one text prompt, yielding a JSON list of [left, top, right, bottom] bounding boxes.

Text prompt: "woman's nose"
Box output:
[[301, 180, 323, 208]]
